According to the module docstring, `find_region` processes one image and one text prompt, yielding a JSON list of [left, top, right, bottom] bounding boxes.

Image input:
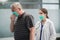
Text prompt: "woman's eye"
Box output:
[[39, 13, 42, 14]]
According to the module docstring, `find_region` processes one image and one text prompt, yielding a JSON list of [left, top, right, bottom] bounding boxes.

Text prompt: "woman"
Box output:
[[35, 8, 56, 40]]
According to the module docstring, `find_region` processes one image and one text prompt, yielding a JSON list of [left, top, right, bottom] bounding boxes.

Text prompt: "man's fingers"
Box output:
[[10, 15, 16, 21]]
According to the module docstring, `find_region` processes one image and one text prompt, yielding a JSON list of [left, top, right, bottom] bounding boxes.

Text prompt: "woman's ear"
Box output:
[[44, 14, 47, 17], [44, 13, 46, 16]]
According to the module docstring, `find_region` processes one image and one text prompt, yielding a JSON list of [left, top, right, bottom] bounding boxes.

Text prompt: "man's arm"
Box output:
[[25, 15, 35, 40], [29, 27, 35, 40], [10, 15, 16, 32]]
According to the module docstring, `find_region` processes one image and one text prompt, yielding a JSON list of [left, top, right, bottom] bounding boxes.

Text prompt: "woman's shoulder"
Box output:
[[35, 21, 40, 25], [47, 19, 54, 25], [35, 21, 40, 28]]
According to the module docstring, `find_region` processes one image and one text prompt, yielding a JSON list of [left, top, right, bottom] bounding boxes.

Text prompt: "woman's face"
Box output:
[[39, 10, 46, 20], [39, 10, 45, 16]]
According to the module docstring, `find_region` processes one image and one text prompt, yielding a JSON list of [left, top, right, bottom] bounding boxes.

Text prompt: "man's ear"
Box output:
[[12, 9, 14, 12]]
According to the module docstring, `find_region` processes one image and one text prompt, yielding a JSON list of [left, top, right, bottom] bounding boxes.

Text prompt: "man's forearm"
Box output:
[[30, 32, 35, 40], [30, 27, 35, 40], [10, 14, 16, 32], [10, 21, 14, 32]]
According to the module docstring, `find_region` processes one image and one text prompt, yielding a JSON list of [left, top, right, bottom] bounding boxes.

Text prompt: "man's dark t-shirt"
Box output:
[[14, 12, 34, 40]]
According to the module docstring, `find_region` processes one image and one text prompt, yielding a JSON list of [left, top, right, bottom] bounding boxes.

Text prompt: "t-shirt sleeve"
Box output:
[[25, 15, 34, 28]]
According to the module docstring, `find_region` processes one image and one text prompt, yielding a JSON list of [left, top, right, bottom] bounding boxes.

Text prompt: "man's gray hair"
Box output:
[[10, 2, 22, 9]]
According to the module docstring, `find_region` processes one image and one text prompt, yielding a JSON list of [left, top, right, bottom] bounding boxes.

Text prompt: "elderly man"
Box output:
[[10, 2, 35, 40]]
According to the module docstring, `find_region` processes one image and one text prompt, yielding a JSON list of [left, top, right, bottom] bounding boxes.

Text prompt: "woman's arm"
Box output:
[[49, 22, 56, 40]]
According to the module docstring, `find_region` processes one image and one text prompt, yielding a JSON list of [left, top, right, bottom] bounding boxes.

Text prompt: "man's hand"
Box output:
[[10, 14, 16, 22]]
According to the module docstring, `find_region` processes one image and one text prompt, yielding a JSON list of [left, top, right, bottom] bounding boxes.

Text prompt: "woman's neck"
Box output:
[[42, 18, 46, 24]]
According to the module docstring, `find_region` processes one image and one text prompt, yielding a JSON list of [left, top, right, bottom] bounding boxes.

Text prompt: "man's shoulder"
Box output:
[[24, 13, 32, 16], [24, 12, 34, 18]]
